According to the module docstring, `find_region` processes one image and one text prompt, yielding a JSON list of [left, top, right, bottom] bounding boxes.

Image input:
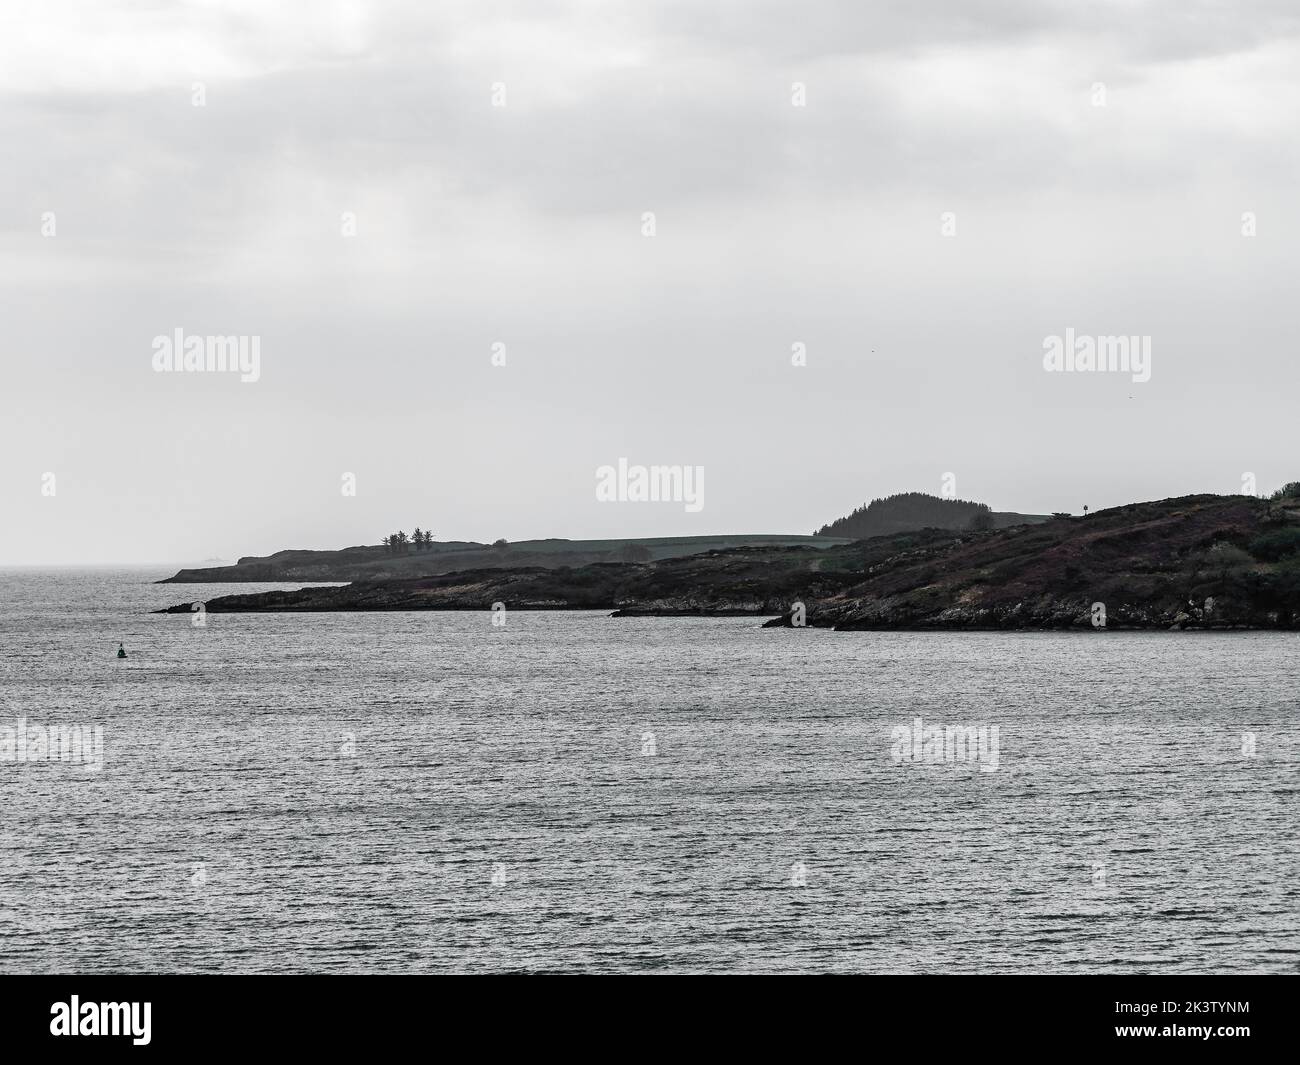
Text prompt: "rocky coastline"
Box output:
[[159, 495, 1300, 631]]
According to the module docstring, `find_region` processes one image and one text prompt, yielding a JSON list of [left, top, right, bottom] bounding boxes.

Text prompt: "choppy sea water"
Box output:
[[0, 567, 1295, 974]]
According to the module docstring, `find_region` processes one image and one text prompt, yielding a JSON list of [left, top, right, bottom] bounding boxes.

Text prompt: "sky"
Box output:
[[2, 0, 1299, 563]]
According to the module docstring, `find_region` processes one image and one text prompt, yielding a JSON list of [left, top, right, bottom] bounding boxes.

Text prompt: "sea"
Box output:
[[0, 567, 1296, 973]]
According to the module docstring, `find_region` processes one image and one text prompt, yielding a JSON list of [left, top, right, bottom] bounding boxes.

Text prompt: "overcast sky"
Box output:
[[3, 0, 1298, 563]]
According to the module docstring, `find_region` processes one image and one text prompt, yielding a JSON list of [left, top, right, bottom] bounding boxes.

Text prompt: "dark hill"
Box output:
[[816, 491, 1049, 538]]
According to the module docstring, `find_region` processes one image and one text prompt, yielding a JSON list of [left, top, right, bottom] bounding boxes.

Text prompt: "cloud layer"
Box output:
[[3, 0, 1298, 561]]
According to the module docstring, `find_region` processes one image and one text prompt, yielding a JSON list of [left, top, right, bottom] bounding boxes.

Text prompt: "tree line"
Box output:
[[381, 528, 435, 554], [816, 492, 997, 539]]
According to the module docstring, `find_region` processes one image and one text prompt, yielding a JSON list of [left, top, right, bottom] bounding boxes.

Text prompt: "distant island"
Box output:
[[158, 492, 1046, 585], [158, 534, 853, 583], [160, 488, 1300, 630]]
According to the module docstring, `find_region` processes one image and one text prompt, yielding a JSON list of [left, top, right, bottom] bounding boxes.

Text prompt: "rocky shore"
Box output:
[[160, 494, 1300, 631]]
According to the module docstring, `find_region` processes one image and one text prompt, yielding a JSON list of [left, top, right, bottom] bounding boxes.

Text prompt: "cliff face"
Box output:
[[160, 496, 1300, 630]]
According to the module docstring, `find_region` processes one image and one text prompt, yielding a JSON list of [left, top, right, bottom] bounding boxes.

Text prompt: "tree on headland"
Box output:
[[413, 527, 424, 551]]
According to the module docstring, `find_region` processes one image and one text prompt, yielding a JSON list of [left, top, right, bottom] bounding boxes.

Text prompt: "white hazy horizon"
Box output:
[[4, 1, 1298, 563]]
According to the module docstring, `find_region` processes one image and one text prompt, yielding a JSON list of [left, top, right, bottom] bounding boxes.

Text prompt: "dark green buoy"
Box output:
[[117, 643, 127, 659]]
